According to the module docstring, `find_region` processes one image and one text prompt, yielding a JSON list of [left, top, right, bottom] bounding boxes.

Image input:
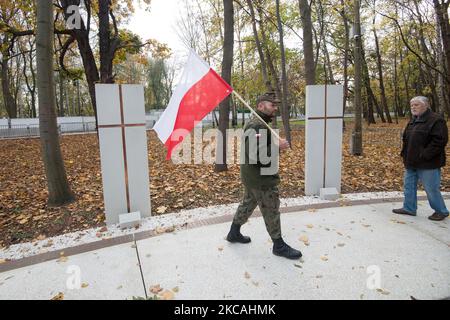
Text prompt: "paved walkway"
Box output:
[[0, 199, 449, 300]]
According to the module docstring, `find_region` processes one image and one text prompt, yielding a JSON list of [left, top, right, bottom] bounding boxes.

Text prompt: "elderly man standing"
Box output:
[[225, 94, 302, 260], [393, 96, 449, 221]]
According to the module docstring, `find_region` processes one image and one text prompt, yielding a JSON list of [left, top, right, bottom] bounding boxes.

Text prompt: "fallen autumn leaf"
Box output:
[[51, 292, 64, 300]]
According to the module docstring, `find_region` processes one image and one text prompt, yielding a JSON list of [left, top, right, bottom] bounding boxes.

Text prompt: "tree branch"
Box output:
[[58, 35, 76, 75], [116, 40, 151, 52], [377, 10, 450, 83]]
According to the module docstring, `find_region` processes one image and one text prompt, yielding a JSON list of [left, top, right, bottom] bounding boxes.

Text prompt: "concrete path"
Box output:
[[0, 199, 449, 300]]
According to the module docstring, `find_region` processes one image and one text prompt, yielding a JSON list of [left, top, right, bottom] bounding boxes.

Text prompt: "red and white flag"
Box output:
[[153, 50, 233, 160]]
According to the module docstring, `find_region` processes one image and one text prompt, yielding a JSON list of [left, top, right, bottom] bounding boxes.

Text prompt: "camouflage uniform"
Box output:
[[232, 110, 281, 239]]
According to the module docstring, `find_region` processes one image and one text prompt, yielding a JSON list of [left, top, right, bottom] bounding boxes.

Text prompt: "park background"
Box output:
[[0, 0, 449, 249]]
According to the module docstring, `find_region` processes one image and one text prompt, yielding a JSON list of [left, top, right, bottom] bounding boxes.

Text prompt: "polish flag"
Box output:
[[153, 51, 233, 160]]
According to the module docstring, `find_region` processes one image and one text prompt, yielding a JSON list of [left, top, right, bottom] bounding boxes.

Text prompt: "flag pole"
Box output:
[[232, 91, 281, 140]]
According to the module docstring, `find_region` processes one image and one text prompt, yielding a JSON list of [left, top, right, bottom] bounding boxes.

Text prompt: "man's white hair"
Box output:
[[410, 96, 430, 108]]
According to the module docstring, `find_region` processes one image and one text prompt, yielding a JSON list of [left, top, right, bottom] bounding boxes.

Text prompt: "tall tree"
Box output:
[[59, 0, 99, 120], [372, 7, 392, 123], [257, 4, 282, 128], [58, 0, 152, 123], [145, 57, 174, 110], [0, 1, 36, 118], [98, 0, 113, 83], [362, 47, 382, 123], [315, 0, 335, 84], [412, 0, 439, 112], [434, 7, 449, 116], [392, 33, 400, 123], [351, 0, 363, 155], [0, 4, 18, 118], [247, 0, 273, 92], [36, 0, 74, 206], [338, 0, 350, 124], [1, 44, 17, 118], [20, 37, 36, 117], [392, 3, 401, 120], [433, 0, 450, 116], [275, 0, 292, 144], [377, 2, 448, 117], [299, 0, 316, 85], [399, 45, 411, 116], [234, 4, 245, 128], [214, 0, 234, 172]]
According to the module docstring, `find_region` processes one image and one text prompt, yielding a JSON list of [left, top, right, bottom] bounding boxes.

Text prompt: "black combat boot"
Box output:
[[226, 223, 251, 243], [272, 238, 302, 259]]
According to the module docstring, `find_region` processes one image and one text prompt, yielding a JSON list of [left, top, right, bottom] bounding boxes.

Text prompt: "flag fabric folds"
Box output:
[[153, 50, 233, 160]]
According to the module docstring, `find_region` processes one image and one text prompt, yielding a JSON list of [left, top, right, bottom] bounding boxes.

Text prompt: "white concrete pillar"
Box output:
[[95, 84, 151, 225], [305, 85, 344, 196]]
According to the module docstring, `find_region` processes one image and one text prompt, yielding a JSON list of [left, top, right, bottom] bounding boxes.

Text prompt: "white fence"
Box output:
[[0, 110, 330, 139], [0, 116, 98, 139]]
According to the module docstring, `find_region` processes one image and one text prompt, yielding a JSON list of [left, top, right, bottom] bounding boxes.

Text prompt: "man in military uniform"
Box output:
[[226, 94, 302, 260]]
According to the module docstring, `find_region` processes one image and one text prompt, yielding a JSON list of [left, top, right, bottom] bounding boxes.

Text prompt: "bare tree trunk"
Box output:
[[231, 99, 237, 128], [339, 0, 350, 129], [214, 0, 234, 172], [299, 0, 315, 85], [323, 46, 335, 84], [415, 52, 425, 94], [433, 0, 450, 116], [373, 22, 392, 123], [21, 39, 37, 118], [362, 47, 384, 122], [29, 45, 37, 118], [212, 110, 219, 127], [276, 0, 292, 144], [65, 83, 70, 116], [99, 0, 114, 83], [210, 0, 224, 43], [58, 71, 65, 117], [196, 0, 212, 63], [247, 0, 273, 92], [196, 0, 218, 125], [61, 0, 100, 124], [351, 0, 363, 155], [1, 54, 17, 118], [36, 0, 75, 206], [76, 80, 81, 115], [435, 12, 447, 116], [390, 4, 401, 119], [392, 3, 401, 121], [412, 0, 441, 113], [319, 1, 334, 83], [257, 5, 281, 128], [233, 6, 245, 128], [365, 88, 376, 125], [12, 53, 22, 117], [399, 46, 411, 117], [315, 0, 335, 84], [433, 0, 450, 78], [393, 42, 399, 123]]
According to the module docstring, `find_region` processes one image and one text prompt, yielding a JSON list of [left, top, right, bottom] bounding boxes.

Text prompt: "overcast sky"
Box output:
[[124, 0, 301, 76], [126, 0, 187, 57]]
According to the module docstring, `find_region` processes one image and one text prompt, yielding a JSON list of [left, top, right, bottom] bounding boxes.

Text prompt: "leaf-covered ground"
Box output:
[[0, 120, 448, 248]]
